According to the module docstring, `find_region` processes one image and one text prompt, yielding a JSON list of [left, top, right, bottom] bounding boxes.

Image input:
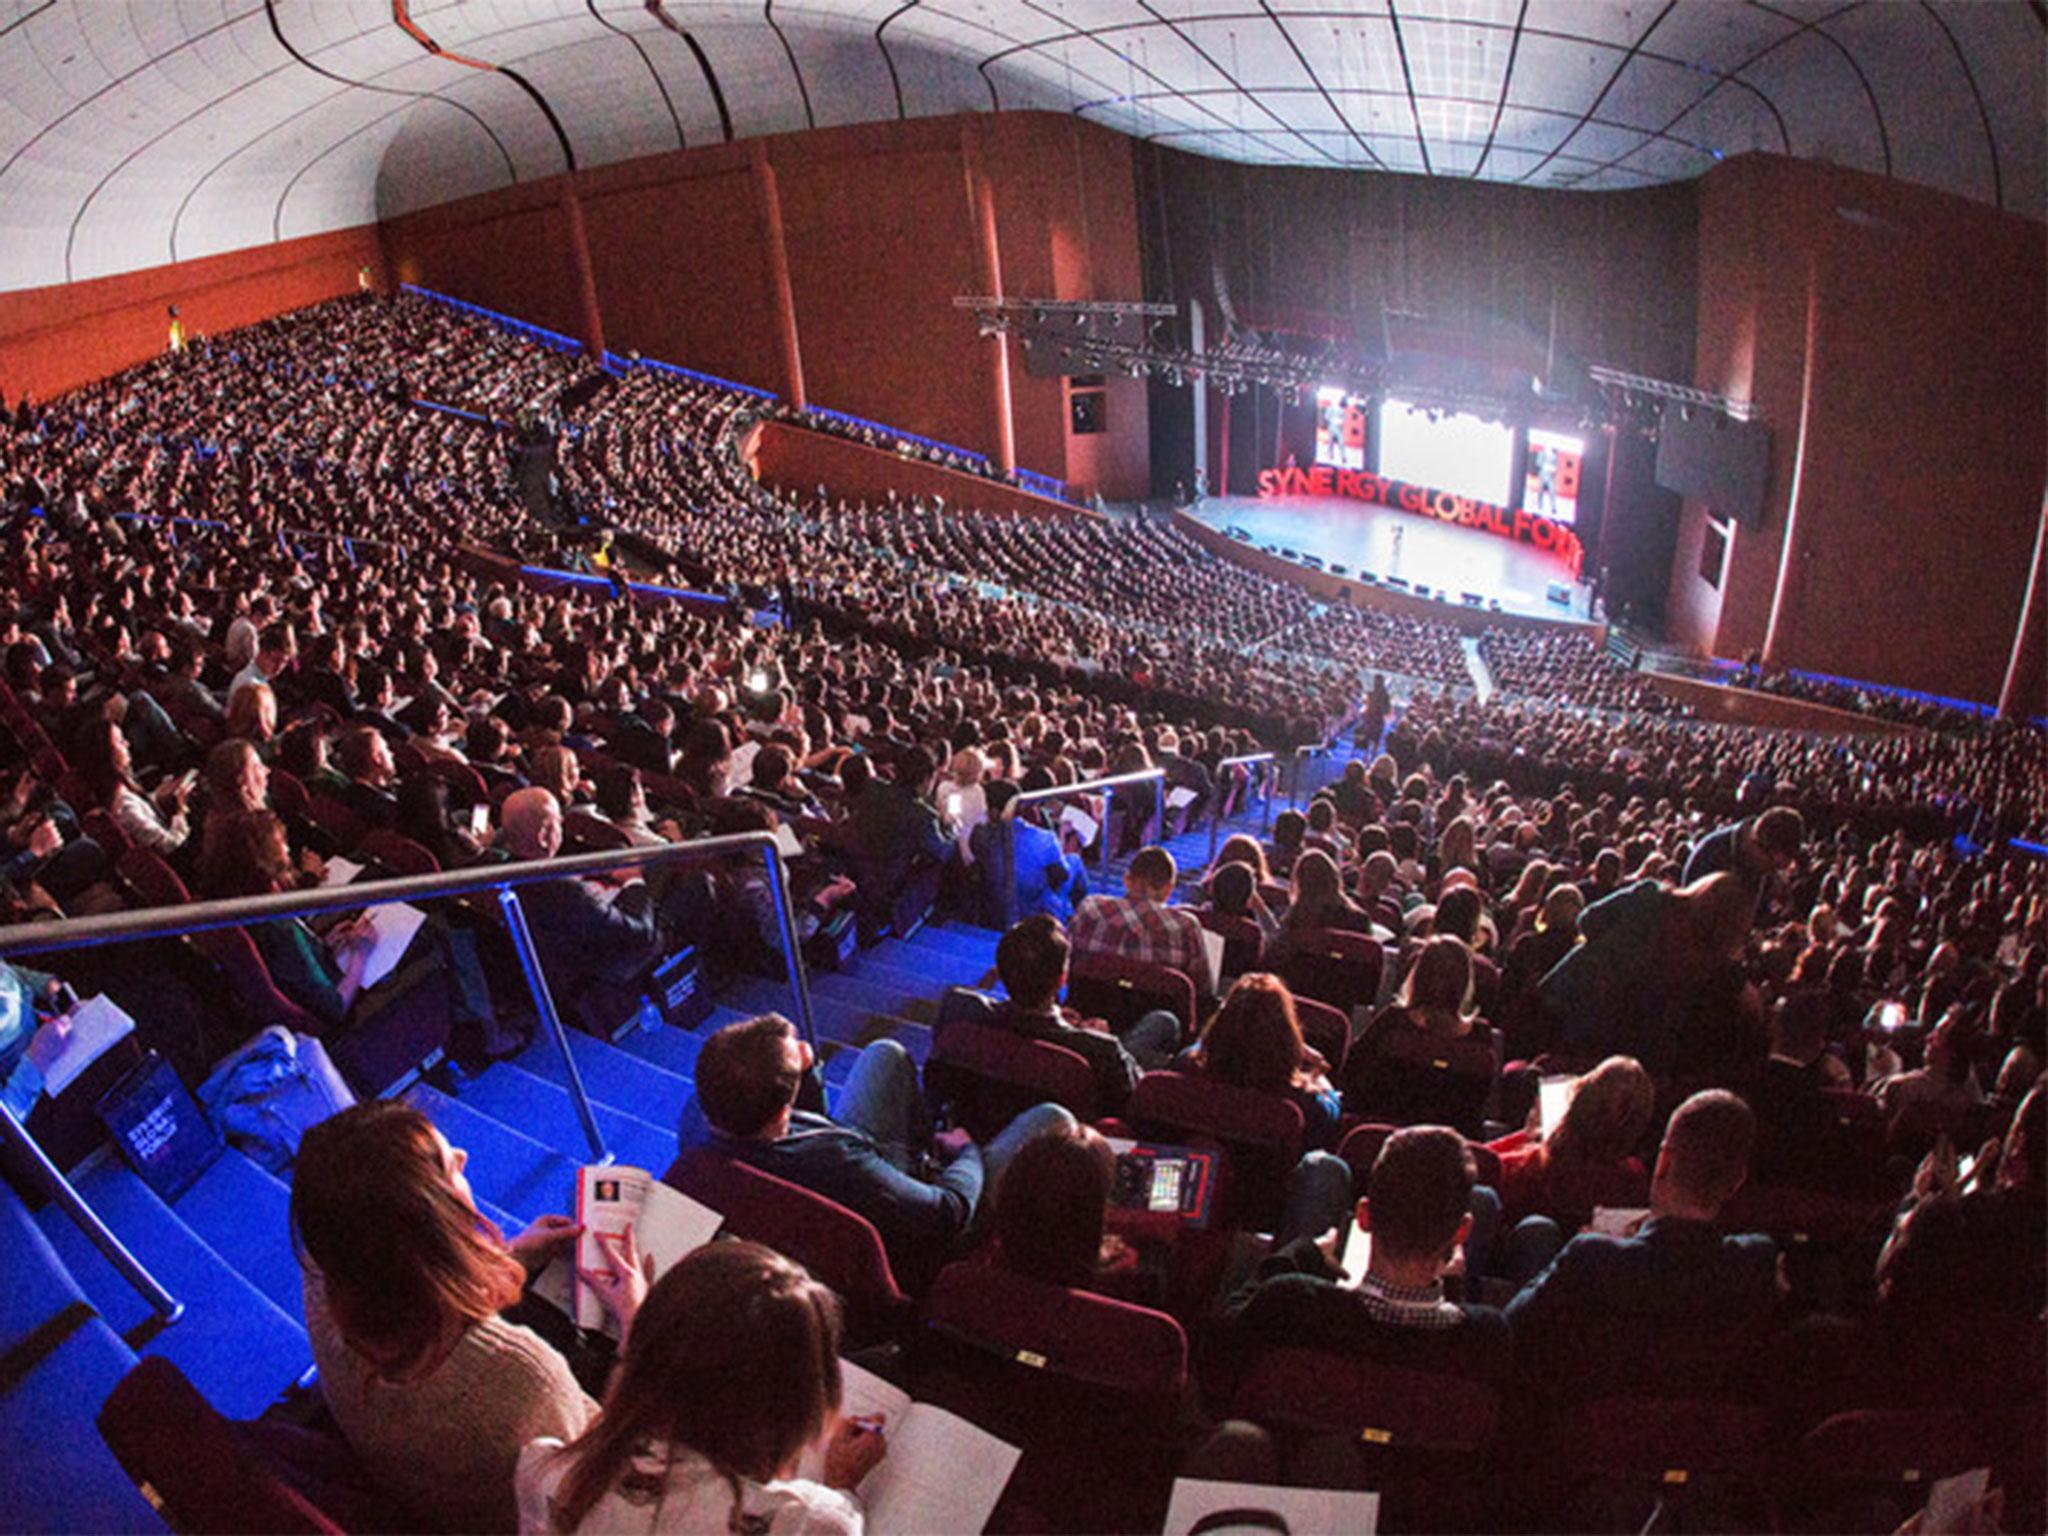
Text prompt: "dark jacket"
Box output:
[[1216, 1236, 1513, 1390], [517, 874, 660, 990], [715, 1111, 982, 1286], [1505, 1215, 1778, 1406], [983, 995, 1144, 1113]]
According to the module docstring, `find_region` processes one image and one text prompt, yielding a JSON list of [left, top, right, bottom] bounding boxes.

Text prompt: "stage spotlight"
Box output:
[[1031, 307, 1047, 323]]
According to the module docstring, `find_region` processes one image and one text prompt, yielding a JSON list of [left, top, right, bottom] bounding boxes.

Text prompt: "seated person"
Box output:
[[1345, 936, 1499, 1134], [1485, 1055, 1654, 1227], [1204, 862, 1274, 970], [293, 1102, 627, 1533], [332, 724, 400, 830], [834, 746, 952, 940], [1184, 973, 1341, 1150], [1070, 845, 1215, 1005], [1505, 1089, 1779, 1409], [516, 1242, 879, 1536], [1747, 989, 1860, 1188], [500, 786, 661, 1004], [945, 914, 1177, 1114], [688, 1012, 1075, 1288], [1264, 850, 1377, 971], [987, 1121, 1146, 1299], [1216, 1125, 1512, 1390], [203, 809, 376, 1031], [975, 779, 1087, 922]]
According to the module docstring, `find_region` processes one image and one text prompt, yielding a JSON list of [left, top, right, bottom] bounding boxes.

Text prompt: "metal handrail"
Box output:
[[1006, 767, 1167, 870], [0, 1101, 184, 1325], [1208, 751, 1278, 864], [0, 832, 817, 1323]]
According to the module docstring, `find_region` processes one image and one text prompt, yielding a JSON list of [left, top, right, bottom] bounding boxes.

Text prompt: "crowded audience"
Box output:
[[2, 290, 2044, 1534]]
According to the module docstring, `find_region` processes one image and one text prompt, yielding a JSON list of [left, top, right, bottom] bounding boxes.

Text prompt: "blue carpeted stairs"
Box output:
[[1, 798, 1294, 1533]]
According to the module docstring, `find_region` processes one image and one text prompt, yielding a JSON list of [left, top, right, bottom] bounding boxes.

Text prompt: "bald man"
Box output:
[[501, 787, 661, 994]]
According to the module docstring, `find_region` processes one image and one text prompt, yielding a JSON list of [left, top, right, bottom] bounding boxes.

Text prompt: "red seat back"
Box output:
[[302, 793, 367, 852], [98, 1357, 344, 1535], [562, 810, 632, 853], [1124, 1070, 1304, 1228], [189, 925, 326, 1037], [1233, 1347, 1499, 1450], [1349, 1025, 1499, 1138], [664, 1147, 908, 1320], [1197, 908, 1265, 979], [1292, 995, 1350, 1076], [117, 846, 192, 909], [1067, 953, 1197, 1038], [267, 768, 310, 819], [356, 828, 440, 876], [927, 1260, 1187, 1399], [1280, 926, 1384, 1014], [1793, 1408, 1982, 1485], [80, 808, 132, 860], [1555, 1396, 1772, 1479], [926, 1018, 1098, 1138]]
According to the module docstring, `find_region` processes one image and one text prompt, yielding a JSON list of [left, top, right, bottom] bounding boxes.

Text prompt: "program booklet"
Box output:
[[532, 1165, 725, 1336], [795, 1360, 1021, 1536]]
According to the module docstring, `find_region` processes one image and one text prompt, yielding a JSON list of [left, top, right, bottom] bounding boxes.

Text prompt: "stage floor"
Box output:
[[1190, 494, 1592, 622]]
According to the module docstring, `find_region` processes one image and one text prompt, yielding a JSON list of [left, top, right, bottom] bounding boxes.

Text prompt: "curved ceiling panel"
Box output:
[[0, 0, 2038, 292]]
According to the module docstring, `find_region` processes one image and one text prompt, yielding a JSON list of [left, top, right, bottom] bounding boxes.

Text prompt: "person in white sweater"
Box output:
[[292, 1102, 641, 1533], [517, 1242, 885, 1535]]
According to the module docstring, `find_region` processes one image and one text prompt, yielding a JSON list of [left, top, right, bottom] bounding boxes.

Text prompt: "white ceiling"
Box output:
[[0, 0, 2040, 292]]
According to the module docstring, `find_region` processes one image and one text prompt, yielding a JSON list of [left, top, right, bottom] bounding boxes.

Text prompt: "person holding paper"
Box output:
[[293, 1102, 637, 1533], [0, 956, 80, 1119], [517, 1242, 876, 1536], [692, 1013, 1075, 1288], [203, 809, 376, 1029], [1482, 1054, 1654, 1228], [1215, 1126, 1512, 1391]]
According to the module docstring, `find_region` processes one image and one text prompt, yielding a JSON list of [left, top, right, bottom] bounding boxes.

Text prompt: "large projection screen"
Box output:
[[1376, 399, 1514, 508]]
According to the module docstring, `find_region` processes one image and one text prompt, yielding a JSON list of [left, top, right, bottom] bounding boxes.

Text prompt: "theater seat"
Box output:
[[1122, 1070, 1304, 1229], [663, 1146, 912, 1325], [1066, 953, 1198, 1040], [98, 1357, 356, 1535], [1278, 927, 1384, 1015], [925, 1003, 1098, 1137], [1232, 1347, 1499, 1449], [912, 1259, 1190, 1533]]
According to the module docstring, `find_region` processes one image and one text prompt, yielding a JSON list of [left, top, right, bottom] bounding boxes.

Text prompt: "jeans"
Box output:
[[836, 1036, 1078, 1186], [1274, 1149, 1356, 1246], [1122, 1008, 1182, 1071]]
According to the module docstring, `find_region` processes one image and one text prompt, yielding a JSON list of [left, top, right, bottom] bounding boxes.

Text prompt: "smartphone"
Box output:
[[469, 804, 490, 837], [1878, 1000, 1909, 1032], [1148, 1160, 1185, 1213]]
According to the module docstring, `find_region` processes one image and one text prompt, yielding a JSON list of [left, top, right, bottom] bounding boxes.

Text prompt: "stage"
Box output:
[[1188, 494, 1594, 622]]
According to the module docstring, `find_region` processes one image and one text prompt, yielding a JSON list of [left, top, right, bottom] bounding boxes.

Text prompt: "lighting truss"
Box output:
[[1586, 364, 1757, 424]]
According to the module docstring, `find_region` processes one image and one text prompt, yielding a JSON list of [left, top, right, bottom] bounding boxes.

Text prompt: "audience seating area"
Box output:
[[0, 291, 2042, 1536]]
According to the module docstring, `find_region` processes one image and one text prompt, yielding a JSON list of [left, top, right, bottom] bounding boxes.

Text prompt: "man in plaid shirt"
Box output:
[[1070, 845, 1217, 1005]]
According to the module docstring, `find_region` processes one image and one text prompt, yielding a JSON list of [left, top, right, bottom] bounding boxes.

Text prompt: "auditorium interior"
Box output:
[[0, 3, 2044, 1533]]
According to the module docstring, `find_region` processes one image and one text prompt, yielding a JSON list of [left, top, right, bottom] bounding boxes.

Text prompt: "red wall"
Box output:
[[0, 226, 386, 403], [378, 113, 1152, 502], [1666, 154, 2047, 705]]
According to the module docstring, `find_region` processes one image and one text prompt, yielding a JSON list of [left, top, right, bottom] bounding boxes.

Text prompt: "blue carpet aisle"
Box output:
[[1, 800, 1303, 1532]]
